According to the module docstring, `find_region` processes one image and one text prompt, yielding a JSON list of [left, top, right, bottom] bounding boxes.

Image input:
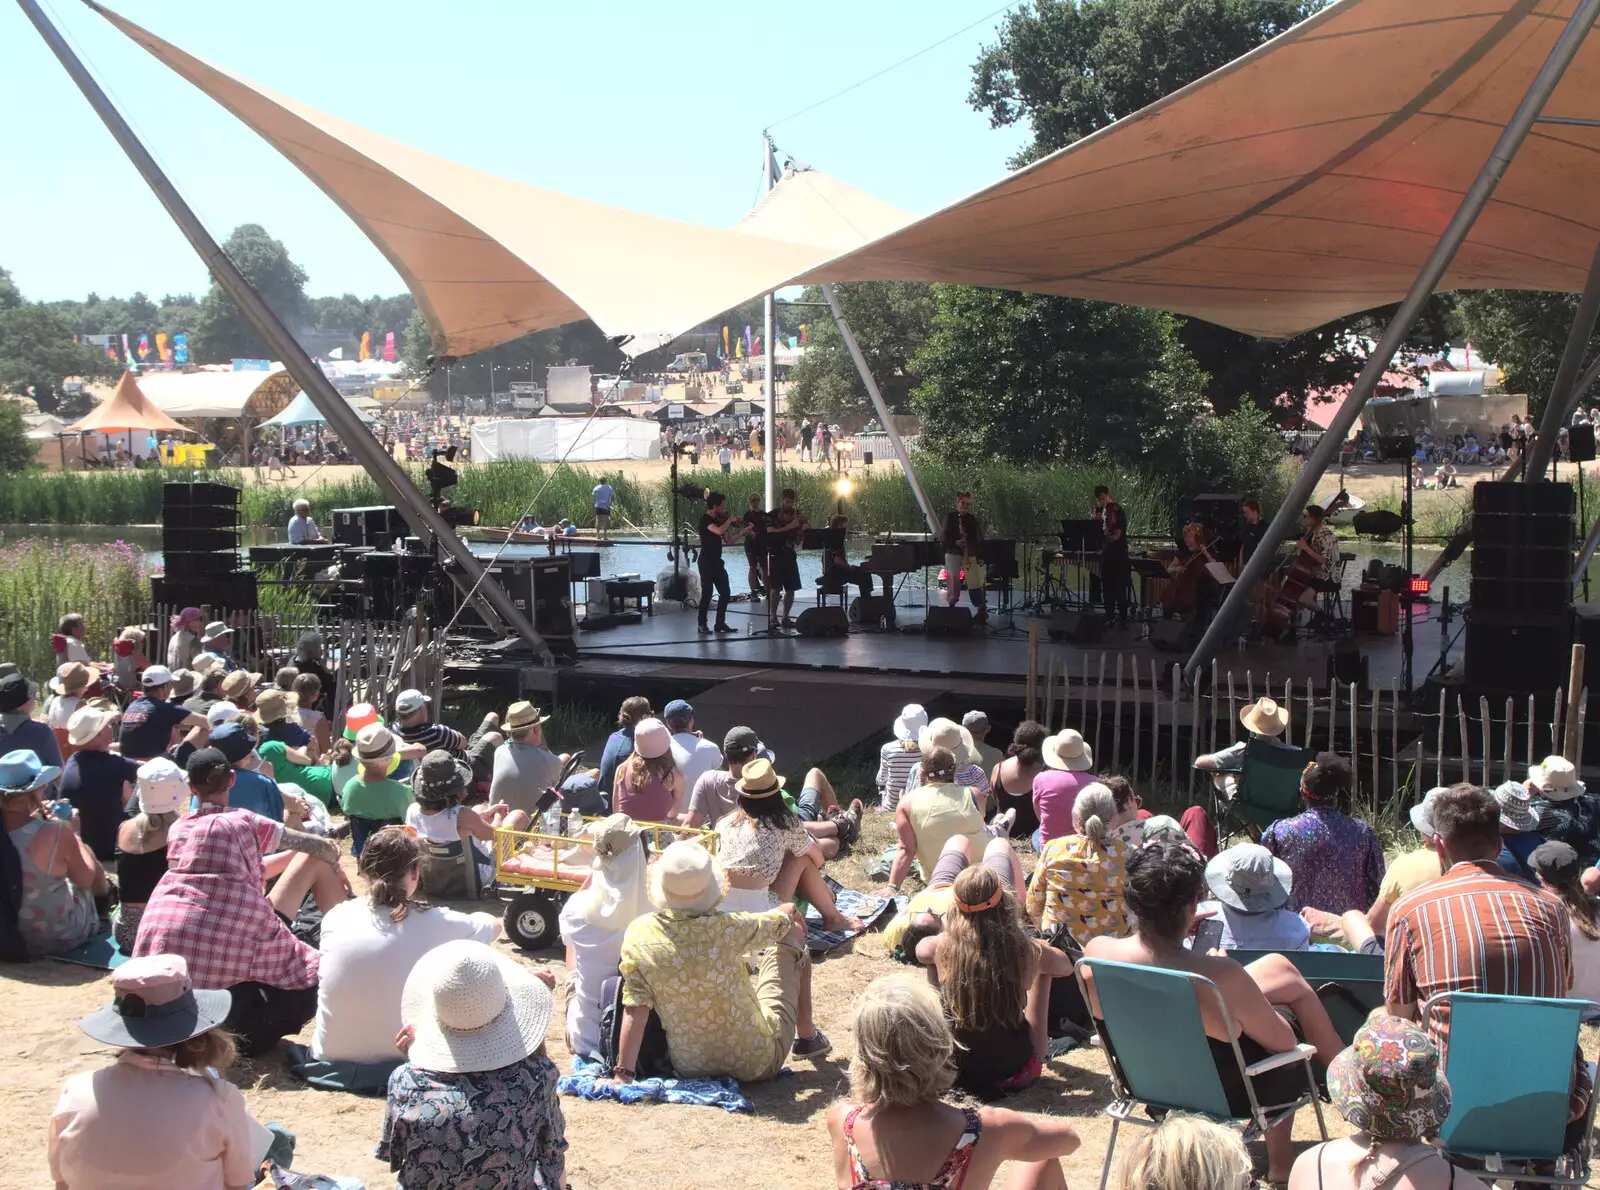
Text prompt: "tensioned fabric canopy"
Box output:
[[65, 370, 187, 434], [95, 0, 1600, 349], [262, 389, 375, 427], [136, 366, 298, 420]]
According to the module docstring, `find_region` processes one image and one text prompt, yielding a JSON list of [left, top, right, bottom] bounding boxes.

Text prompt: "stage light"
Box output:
[[835, 478, 853, 498], [1409, 576, 1431, 596]]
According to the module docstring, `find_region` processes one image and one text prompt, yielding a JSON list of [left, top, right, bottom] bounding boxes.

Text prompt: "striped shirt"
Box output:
[[393, 718, 465, 758], [906, 761, 993, 806], [876, 739, 922, 810]]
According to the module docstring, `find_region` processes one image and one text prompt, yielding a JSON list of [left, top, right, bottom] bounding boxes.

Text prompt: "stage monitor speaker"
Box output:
[[1351, 587, 1380, 633], [924, 606, 973, 638], [1571, 424, 1597, 464], [1466, 611, 1572, 693], [1149, 618, 1198, 653], [795, 606, 849, 637], [849, 594, 896, 627], [1048, 608, 1104, 642]]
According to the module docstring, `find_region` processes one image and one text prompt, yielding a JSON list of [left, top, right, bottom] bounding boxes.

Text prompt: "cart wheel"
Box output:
[[504, 891, 559, 951]]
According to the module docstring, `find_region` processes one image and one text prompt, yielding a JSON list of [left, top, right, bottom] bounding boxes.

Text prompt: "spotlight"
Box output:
[[835, 478, 853, 498]]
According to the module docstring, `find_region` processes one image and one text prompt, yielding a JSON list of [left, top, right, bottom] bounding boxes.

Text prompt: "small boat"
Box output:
[[470, 526, 614, 546], [1326, 494, 1365, 525]]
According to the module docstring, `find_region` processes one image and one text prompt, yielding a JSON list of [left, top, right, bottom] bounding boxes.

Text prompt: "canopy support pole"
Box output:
[[1574, 506, 1600, 584], [819, 283, 940, 537], [1525, 241, 1600, 480], [1184, 0, 1600, 688], [762, 134, 779, 509], [21, 0, 549, 658]]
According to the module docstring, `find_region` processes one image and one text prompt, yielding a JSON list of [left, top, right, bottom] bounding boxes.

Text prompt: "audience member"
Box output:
[[133, 747, 345, 1055], [217, 668, 259, 713], [292, 631, 337, 707], [165, 606, 204, 672], [964, 710, 1004, 774], [684, 725, 764, 827], [49, 955, 260, 1190], [907, 718, 994, 813], [406, 750, 529, 890], [892, 746, 988, 890], [257, 688, 311, 750], [1033, 728, 1096, 848], [391, 687, 462, 757], [256, 731, 337, 809], [1114, 1115, 1254, 1190], [383, 940, 566, 1190], [58, 705, 136, 864], [1528, 841, 1600, 1015], [875, 703, 927, 811], [1262, 752, 1384, 914], [111, 626, 148, 689], [615, 839, 830, 1081], [489, 701, 566, 818], [1028, 783, 1129, 941], [1196, 842, 1310, 951], [1528, 755, 1600, 864], [558, 814, 651, 1059], [1289, 1015, 1489, 1190], [342, 724, 418, 855], [196, 621, 234, 671], [208, 720, 286, 822], [307, 828, 498, 1083], [891, 831, 1027, 962], [113, 758, 187, 955], [1, 749, 108, 957], [1102, 775, 1146, 849], [0, 667, 63, 772], [117, 665, 206, 762], [825, 974, 1079, 1190], [55, 612, 93, 663], [1491, 779, 1544, 879], [44, 662, 93, 760], [1194, 696, 1298, 799], [990, 719, 1047, 840], [664, 698, 723, 792], [1083, 839, 1345, 1182], [293, 672, 330, 759], [612, 717, 683, 823], [182, 660, 225, 716], [598, 695, 653, 796]]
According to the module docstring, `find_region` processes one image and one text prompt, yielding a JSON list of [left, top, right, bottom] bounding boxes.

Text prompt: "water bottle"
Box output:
[[566, 808, 584, 837], [540, 803, 561, 836]]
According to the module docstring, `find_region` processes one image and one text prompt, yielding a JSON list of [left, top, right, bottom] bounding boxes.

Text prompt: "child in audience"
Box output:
[[293, 672, 330, 760], [1114, 1115, 1254, 1190], [1195, 842, 1310, 951]]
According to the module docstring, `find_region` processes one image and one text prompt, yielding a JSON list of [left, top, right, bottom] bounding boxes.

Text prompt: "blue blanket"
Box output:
[[558, 1055, 756, 1112], [804, 877, 896, 954]]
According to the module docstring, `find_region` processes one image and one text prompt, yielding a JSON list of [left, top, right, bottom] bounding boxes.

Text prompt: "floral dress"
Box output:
[[844, 1105, 981, 1190], [379, 1052, 567, 1190]]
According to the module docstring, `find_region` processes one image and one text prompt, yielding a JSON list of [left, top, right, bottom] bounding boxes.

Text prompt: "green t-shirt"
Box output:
[[341, 772, 412, 821], [257, 740, 334, 804]]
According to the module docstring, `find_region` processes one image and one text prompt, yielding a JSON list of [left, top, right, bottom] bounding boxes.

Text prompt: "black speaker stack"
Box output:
[[333, 505, 407, 548], [155, 482, 257, 610], [1465, 482, 1574, 694]]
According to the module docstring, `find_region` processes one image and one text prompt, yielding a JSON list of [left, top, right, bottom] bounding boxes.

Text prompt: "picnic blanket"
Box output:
[[51, 913, 128, 971], [804, 877, 898, 954], [558, 1055, 756, 1112]]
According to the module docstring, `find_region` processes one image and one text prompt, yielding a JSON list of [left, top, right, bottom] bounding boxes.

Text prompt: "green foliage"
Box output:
[[788, 283, 934, 421], [0, 400, 37, 471], [0, 465, 214, 524], [0, 294, 118, 411], [1164, 403, 1292, 528], [911, 286, 1209, 465], [0, 536, 151, 683], [191, 224, 309, 364], [1454, 289, 1582, 418], [402, 307, 434, 374]]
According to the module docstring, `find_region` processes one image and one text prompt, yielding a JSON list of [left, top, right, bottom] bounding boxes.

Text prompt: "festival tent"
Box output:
[[262, 389, 376, 427], [65, 370, 187, 435], [92, 0, 1600, 354], [470, 417, 662, 463], [135, 365, 299, 420]]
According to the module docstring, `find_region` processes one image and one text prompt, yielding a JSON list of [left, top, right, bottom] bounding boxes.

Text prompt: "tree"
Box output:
[[967, 0, 1451, 414], [1454, 290, 1589, 419], [0, 399, 36, 470], [0, 267, 21, 311], [0, 294, 117, 412], [190, 224, 309, 363], [911, 286, 1209, 465], [788, 283, 934, 421], [401, 307, 435, 374]]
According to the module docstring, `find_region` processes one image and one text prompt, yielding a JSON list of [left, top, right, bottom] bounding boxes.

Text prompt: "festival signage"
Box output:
[[173, 333, 189, 363]]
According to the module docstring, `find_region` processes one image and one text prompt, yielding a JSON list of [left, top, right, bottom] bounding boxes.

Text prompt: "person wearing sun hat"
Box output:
[[876, 702, 928, 811], [0, 665, 63, 772], [1526, 755, 1600, 866], [48, 954, 265, 1190], [489, 700, 566, 818], [0, 748, 108, 958], [1194, 695, 1299, 800], [907, 716, 994, 814], [342, 722, 415, 855], [197, 619, 234, 665], [612, 716, 683, 823], [1488, 779, 1546, 880], [44, 661, 94, 759], [1195, 842, 1310, 951], [1033, 727, 1098, 848], [1288, 1016, 1479, 1190], [382, 939, 567, 1189], [256, 686, 312, 750], [117, 663, 206, 762], [59, 703, 136, 864], [558, 813, 651, 1059], [616, 839, 831, 1083], [112, 757, 191, 957], [165, 605, 205, 671]]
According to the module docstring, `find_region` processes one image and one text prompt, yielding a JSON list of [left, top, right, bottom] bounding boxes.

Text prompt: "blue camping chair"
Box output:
[[1423, 991, 1600, 1188], [1225, 950, 1385, 1044], [1076, 956, 1326, 1190]]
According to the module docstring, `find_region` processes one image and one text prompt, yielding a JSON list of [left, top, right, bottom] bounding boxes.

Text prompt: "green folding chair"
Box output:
[[1076, 956, 1326, 1190], [1221, 739, 1310, 835], [1423, 991, 1600, 1188], [1225, 949, 1385, 1044]]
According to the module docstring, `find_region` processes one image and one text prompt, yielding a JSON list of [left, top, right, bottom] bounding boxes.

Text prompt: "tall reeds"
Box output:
[[0, 537, 152, 681]]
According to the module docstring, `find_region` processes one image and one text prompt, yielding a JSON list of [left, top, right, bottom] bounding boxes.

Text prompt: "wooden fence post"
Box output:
[[1565, 643, 1587, 759]]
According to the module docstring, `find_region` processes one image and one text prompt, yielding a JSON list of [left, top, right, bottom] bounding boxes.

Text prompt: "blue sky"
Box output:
[[3, 0, 1029, 303]]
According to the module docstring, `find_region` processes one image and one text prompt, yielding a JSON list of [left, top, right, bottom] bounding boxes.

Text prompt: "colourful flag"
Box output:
[[789, 336, 798, 349], [105, 344, 118, 362], [799, 324, 808, 343], [156, 332, 170, 361], [383, 331, 396, 362], [744, 326, 753, 354], [752, 336, 761, 356], [735, 339, 744, 359], [137, 333, 150, 360], [121, 333, 132, 364], [173, 333, 188, 364], [359, 332, 372, 361], [722, 326, 729, 355]]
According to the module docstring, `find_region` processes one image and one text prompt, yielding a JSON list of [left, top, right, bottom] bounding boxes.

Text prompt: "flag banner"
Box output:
[[789, 336, 798, 349], [328, 346, 344, 360], [722, 326, 729, 355], [359, 332, 372, 361], [137, 333, 150, 360], [383, 331, 396, 361], [121, 333, 132, 364], [173, 333, 189, 364], [156, 332, 170, 361], [744, 326, 752, 353], [800, 324, 808, 343]]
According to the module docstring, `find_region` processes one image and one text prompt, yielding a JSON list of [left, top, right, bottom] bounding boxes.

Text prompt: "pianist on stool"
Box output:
[[287, 498, 325, 545], [819, 516, 874, 602]]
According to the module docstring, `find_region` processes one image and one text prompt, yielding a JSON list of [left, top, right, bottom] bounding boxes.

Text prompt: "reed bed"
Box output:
[[0, 537, 152, 681]]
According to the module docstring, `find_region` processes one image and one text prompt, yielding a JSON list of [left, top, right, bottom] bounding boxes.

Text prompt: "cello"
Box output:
[[1261, 490, 1349, 640]]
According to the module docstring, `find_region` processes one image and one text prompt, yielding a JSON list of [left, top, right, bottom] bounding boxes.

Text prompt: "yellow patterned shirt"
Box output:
[[619, 907, 793, 1081], [1027, 834, 1131, 941]]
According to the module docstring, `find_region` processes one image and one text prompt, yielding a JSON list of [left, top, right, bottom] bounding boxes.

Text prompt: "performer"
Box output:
[[765, 487, 807, 629], [1300, 503, 1340, 584], [696, 491, 741, 634], [940, 491, 988, 625], [1162, 522, 1220, 618], [1094, 485, 1130, 626], [1237, 497, 1266, 563], [820, 515, 874, 601], [741, 492, 768, 598]]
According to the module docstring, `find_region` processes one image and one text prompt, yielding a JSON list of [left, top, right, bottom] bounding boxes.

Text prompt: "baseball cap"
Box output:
[[962, 710, 991, 733], [663, 699, 694, 728], [394, 689, 430, 716], [723, 725, 761, 758], [140, 664, 174, 688], [208, 720, 253, 764], [185, 746, 232, 786], [205, 701, 240, 729]]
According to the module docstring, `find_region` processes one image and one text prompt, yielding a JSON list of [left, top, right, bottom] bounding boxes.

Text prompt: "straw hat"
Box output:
[[649, 839, 724, 913], [632, 717, 672, 760], [918, 717, 976, 766], [254, 688, 298, 724], [1205, 842, 1293, 914], [356, 722, 397, 762], [734, 757, 786, 799], [1240, 697, 1290, 737], [1327, 1015, 1452, 1141], [1041, 728, 1093, 772], [1491, 781, 1540, 833], [191, 653, 225, 680], [399, 940, 553, 1075], [1529, 755, 1586, 802], [169, 669, 199, 700], [66, 704, 118, 747], [50, 662, 93, 697], [892, 703, 929, 742], [76, 955, 231, 1050], [505, 701, 551, 732], [218, 670, 260, 703], [135, 757, 189, 816]]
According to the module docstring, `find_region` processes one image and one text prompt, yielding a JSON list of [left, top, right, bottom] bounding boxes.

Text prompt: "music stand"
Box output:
[[1055, 519, 1104, 608]]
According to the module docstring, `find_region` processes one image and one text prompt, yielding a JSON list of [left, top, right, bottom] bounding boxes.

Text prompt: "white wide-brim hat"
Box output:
[[917, 717, 976, 766], [400, 940, 552, 1075], [1529, 755, 1586, 802], [892, 703, 928, 742], [1042, 728, 1093, 772], [1409, 787, 1447, 840], [649, 839, 724, 914]]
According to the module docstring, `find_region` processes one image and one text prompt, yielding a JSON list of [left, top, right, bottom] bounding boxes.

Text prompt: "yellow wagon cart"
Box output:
[[491, 818, 719, 950]]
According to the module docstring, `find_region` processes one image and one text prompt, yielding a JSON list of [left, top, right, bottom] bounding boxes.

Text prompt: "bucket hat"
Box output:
[[649, 839, 723, 913], [1205, 842, 1293, 913], [414, 749, 471, 799], [135, 757, 189, 815], [1492, 780, 1540, 833], [399, 940, 553, 1075], [892, 703, 928, 741], [1327, 1015, 1452, 1141], [918, 717, 976, 766], [50, 661, 93, 696], [254, 688, 297, 724]]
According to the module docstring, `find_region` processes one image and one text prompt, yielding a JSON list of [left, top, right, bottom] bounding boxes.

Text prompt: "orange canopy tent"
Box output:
[[65, 370, 188, 435]]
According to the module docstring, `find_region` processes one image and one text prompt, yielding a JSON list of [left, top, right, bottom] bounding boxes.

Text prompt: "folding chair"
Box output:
[[417, 836, 482, 901], [1218, 739, 1310, 836], [1076, 956, 1326, 1190], [1224, 949, 1385, 1044], [1423, 991, 1600, 1188]]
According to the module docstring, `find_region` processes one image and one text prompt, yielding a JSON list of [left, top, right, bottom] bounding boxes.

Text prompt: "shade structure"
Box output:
[[262, 389, 375, 427], [65, 370, 186, 434], [136, 366, 298, 419]]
